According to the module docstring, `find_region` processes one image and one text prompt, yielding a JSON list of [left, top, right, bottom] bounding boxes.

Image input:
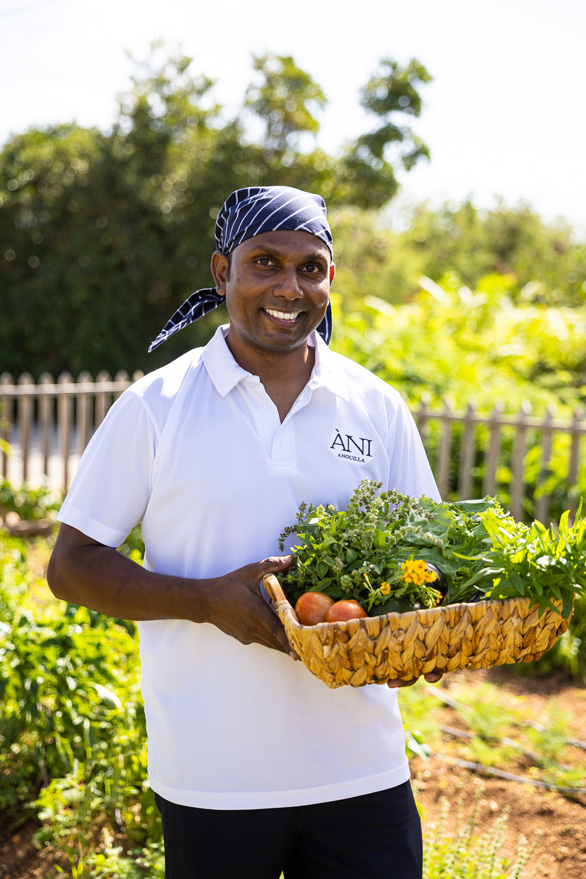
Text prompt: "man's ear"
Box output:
[[329, 262, 335, 285], [210, 251, 228, 295]]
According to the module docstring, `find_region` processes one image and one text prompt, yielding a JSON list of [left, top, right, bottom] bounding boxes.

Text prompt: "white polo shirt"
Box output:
[[58, 325, 440, 810]]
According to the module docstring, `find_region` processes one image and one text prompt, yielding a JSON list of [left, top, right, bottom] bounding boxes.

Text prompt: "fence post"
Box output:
[[95, 371, 112, 428], [458, 402, 476, 500], [568, 409, 583, 520], [511, 402, 532, 521], [17, 373, 34, 484], [437, 399, 453, 500], [413, 394, 430, 440], [57, 372, 73, 491], [76, 371, 94, 457], [482, 403, 503, 497], [114, 370, 130, 401], [535, 406, 555, 525], [38, 373, 54, 479]]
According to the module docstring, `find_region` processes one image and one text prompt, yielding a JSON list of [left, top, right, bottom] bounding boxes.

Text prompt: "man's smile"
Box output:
[[263, 308, 302, 322]]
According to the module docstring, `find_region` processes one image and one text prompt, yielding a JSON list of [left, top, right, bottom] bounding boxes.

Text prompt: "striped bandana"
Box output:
[[148, 185, 334, 353]]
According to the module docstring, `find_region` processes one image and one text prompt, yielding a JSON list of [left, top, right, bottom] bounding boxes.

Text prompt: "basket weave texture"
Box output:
[[264, 574, 570, 689]]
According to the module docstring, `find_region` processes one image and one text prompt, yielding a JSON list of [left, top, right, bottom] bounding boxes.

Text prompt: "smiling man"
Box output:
[[48, 185, 441, 879]]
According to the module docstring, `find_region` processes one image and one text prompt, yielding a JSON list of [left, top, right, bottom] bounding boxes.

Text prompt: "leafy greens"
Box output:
[[278, 480, 586, 618]]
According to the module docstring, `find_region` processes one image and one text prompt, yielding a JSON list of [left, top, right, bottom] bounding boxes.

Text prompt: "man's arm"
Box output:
[[47, 524, 295, 656]]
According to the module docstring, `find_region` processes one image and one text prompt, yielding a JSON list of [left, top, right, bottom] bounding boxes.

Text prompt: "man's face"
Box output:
[[211, 229, 335, 362]]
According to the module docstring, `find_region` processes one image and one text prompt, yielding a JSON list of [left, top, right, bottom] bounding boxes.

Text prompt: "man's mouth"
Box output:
[[264, 308, 301, 322]]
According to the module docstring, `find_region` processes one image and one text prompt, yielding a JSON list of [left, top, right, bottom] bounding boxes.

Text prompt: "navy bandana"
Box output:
[[148, 185, 333, 353]]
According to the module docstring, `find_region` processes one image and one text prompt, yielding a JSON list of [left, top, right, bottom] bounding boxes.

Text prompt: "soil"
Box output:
[[0, 668, 584, 879], [413, 668, 586, 879]]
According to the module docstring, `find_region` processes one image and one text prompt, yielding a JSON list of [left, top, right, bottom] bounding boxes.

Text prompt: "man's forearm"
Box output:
[[47, 527, 212, 622], [47, 524, 295, 655]]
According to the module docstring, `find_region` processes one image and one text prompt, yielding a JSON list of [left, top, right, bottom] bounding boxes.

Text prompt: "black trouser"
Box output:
[[155, 781, 422, 879]]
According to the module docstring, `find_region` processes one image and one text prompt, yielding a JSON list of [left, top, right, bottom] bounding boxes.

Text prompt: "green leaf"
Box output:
[[316, 560, 329, 578]]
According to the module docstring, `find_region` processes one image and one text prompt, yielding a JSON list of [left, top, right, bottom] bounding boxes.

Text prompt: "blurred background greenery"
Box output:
[[2, 46, 584, 391]]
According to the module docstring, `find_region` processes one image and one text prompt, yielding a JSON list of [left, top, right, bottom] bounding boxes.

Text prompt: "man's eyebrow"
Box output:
[[247, 245, 329, 262]]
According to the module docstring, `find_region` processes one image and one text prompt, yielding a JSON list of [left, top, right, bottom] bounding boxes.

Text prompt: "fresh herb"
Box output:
[[278, 479, 586, 618], [480, 505, 586, 619]]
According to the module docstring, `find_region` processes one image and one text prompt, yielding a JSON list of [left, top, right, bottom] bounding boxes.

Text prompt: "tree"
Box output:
[[244, 54, 327, 157], [402, 200, 586, 304], [329, 58, 432, 208], [0, 49, 241, 377]]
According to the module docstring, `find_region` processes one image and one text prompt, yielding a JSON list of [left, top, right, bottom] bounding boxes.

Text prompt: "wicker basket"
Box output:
[[263, 574, 570, 689]]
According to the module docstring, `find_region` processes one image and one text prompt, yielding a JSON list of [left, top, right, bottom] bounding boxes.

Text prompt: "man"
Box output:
[[48, 185, 442, 879]]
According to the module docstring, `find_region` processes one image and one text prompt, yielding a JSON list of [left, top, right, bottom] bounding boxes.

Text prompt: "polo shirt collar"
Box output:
[[201, 325, 349, 401]]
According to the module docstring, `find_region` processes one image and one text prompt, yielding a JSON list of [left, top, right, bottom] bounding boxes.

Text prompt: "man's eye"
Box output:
[[256, 257, 275, 266], [303, 264, 321, 274]]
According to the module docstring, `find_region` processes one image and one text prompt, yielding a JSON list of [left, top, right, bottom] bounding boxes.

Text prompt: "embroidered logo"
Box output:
[[330, 428, 373, 463]]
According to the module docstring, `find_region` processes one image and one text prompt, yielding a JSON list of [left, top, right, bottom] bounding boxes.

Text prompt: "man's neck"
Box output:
[[225, 334, 315, 421]]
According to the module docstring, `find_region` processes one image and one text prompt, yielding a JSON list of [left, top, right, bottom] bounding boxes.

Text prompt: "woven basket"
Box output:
[[263, 574, 570, 689]]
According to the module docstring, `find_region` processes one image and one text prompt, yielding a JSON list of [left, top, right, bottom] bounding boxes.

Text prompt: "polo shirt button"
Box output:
[[263, 402, 271, 410]]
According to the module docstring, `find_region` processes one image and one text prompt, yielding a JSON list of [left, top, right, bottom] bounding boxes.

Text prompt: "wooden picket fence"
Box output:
[[1, 371, 584, 523]]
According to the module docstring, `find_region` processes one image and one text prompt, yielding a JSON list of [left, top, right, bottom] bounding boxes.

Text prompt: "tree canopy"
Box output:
[[0, 47, 432, 377]]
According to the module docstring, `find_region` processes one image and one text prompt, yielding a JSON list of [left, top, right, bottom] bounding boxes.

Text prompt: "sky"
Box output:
[[2, 0, 586, 236]]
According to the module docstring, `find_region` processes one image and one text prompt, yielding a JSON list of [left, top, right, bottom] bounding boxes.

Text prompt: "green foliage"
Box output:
[[328, 201, 586, 323], [480, 506, 586, 618], [117, 524, 145, 564], [0, 532, 155, 849], [66, 838, 165, 878], [401, 200, 586, 305], [422, 796, 543, 878], [328, 58, 432, 209], [454, 683, 522, 741], [245, 53, 327, 155], [401, 677, 586, 796], [329, 207, 413, 305], [0, 478, 62, 520], [334, 273, 586, 413], [358, 58, 431, 169]]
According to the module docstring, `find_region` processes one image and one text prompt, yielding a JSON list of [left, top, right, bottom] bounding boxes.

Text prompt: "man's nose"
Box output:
[[273, 267, 302, 299]]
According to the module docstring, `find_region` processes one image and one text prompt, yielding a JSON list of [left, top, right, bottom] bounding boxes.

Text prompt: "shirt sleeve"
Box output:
[[386, 396, 441, 502], [57, 390, 157, 547]]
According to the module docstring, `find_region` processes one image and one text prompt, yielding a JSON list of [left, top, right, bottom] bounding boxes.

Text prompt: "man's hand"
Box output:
[[386, 672, 443, 688], [199, 556, 296, 657]]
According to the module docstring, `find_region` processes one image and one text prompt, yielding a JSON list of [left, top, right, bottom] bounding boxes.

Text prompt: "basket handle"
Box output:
[[263, 573, 287, 604]]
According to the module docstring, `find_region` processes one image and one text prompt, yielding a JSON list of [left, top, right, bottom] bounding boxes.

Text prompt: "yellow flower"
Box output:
[[401, 558, 437, 586], [380, 581, 391, 595]]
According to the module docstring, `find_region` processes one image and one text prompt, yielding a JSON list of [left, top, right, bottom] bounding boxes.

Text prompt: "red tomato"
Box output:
[[325, 600, 367, 623], [294, 592, 335, 625]]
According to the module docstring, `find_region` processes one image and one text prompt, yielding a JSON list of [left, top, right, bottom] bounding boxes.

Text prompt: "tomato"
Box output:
[[325, 600, 367, 622], [294, 591, 335, 625]]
